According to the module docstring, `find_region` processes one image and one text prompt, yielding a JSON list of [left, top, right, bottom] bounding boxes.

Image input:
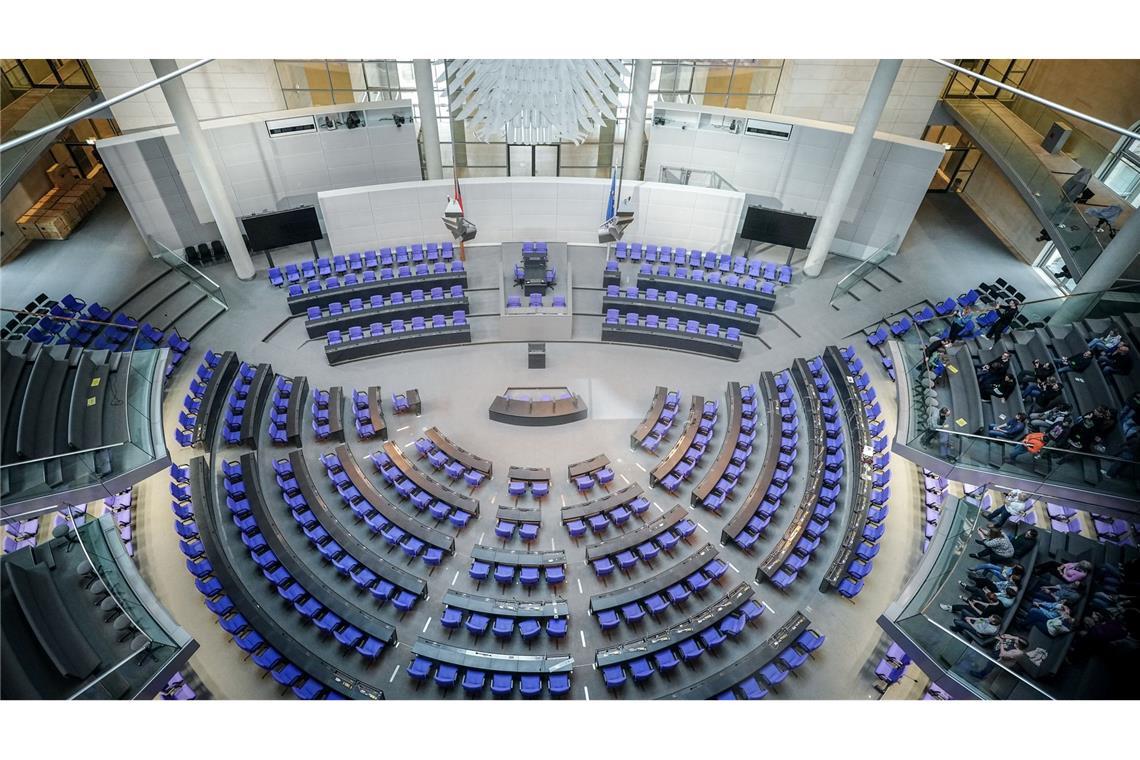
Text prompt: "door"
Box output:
[[506, 144, 561, 177]]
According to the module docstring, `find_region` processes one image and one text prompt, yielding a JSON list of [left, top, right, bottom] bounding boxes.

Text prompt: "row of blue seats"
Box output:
[[636, 263, 777, 296], [638, 388, 681, 453], [614, 242, 793, 284], [769, 361, 845, 590], [591, 517, 698, 579], [700, 384, 760, 511], [220, 363, 259, 445], [728, 372, 800, 550], [370, 447, 482, 518], [174, 350, 224, 447], [922, 470, 949, 552], [512, 263, 556, 285], [469, 557, 566, 588], [413, 436, 487, 489], [595, 557, 731, 631], [305, 285, 465, 321], [269, 456, 423, 609], [715, 629, 824, 699], [173, 486, 344, 700], [606, 283, 764, 320], [320, 451, 453, 563], [834, 345, 892, 599], [327, 311, 468, 346], [506, 478, 551, 501], [507, 293, 567, 308], [269, 244, 457, 286], [440, 607, 567, 642], [602, 593, 763, 690], [217, 460, 390, 660], [564, 492, 651, 538], [495, 515, 541, 543], [659, 400, 721, 492], [267, 376, 294, 444], [570, 464, 616, 494], [285, 261, 465, 296], [311, 387, 336, 440], [351, 389, 380, 440], [605, 310, 743, 343], [406, 656, 570, 697]]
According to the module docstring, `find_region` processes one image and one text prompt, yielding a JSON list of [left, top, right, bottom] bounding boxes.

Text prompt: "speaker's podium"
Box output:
[[528, 343, 546, 369]]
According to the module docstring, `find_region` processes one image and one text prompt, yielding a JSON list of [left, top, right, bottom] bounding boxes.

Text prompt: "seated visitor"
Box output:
[[970, 525, 1015, 562]]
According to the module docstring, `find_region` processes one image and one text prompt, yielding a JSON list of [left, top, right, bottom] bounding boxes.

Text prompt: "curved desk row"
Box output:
[[358, 386, 387, 441], [601, 322, 742, 361], [594, 582, 754, 668], [411, 636, 573, 675], [508, 465, 551, 482], [285, 376, 310, 445], [721, 372, 782, 545], [191, 351, 237, 447], [821, 347, 874, 591], [337, 444, 458, 553], [758, 361, 824, 581], [630, 386, 668, 449], [238, 364, 273, 447], [441, 590, 568, 620], [588, 543, 719, 615], [567, 454, 609, 480], [636, 272, 775, 312], [470, 544, 566, 568], [561, 484, 644, 523], [287, 450, 427, 597], [325, 324, 472, 366], [488, 394, 587, 427], [650, 398, 705, 486], [425, 426, 492, 476], [495, 505, 542, 525], [584, 504, 688, 562], [305, 295, 470, 338], [380, 441, 480, 515], [602, 293, 762, 335], [657, 611, 810, 699], [691, 382, 745, 507], [238, 452, 397, 645], [287, 271, 468, 314], [190, 456, 385, 699]]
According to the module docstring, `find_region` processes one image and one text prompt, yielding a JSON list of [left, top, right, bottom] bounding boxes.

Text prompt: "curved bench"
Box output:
[[721, 372, 784, 549]]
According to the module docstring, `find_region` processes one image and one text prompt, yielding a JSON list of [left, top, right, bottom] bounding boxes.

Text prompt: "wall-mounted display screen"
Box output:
[[741, 206, 816, 248], [242, 206, 322, 251]]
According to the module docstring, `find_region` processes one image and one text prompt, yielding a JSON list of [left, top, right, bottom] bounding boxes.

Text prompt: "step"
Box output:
[[172, 296, 226, 341]]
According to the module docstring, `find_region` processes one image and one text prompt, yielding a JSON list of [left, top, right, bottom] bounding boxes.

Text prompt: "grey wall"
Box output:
[[96, 101, 422, 251], [644, 102, 945, 260]]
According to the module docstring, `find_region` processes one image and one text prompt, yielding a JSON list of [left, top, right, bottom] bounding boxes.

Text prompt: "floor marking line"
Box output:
[[620, 474, 630, 484], [396, 426, 410, 432], [478, 531, 485, 544], [451, 570, 459, 586], [634, 463, 647, 472], [390, 665, 400, 682], [422, 617, 432, 633], [697, 523, 709, 533], [728, 562, 740, 573], [583, 686, 590, 700], [762, 601, 775, 614], [577, 578, 584, 595], [580, 630, 587, 647]]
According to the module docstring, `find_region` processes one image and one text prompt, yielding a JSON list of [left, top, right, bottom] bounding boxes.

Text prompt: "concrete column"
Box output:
[[621, 59, 653, 182], [803, 59, 902, 278], [414, 59, 443, 180], [150, 59, 254, 280], [1050, 211, 1140, 323]]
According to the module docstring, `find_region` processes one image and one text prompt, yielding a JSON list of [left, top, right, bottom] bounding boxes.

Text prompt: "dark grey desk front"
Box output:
[[488, 395, 587, 426], [722, 372, 781, 544], [603, 295, 762, 335], [636, 273, 775, 312], [470, 545, 565, 568], [561, 484, 643, 523], [191, 351, 237, 447], [286, 272, 468, 314], [425, 426, 492, 476], [650, 398, 704, 486], [305, 296, 470, 338], [325, 326, 472, 366], [657, 612, 810, 699], [602, 323, 742, 361], [691, 382, 743, 506], [594, 582, 754, 668], [381, 441, 479, 515], [336, 444, 457, 553], [411, 636, 573, 674], [588, 543, 719, 614], [584, 504, 688, 562], [287, 450, 427, 597], [441, 590, 568, 619], [630, 386, 668, 448]]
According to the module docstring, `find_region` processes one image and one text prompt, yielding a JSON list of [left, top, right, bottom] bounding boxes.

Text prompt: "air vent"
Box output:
[[265, 115, 317, 138], [744, 118, 792, 140]]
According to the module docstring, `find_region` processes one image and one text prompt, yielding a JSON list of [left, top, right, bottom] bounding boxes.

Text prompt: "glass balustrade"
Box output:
[[658, 165, 738, 191], [829, 235, 901, 305], [943, 93, 1112, 275], [149, 238, 228, 310]]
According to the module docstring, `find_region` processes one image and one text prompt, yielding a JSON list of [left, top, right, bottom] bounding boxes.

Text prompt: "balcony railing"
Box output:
[[658, 166, 738, 192]]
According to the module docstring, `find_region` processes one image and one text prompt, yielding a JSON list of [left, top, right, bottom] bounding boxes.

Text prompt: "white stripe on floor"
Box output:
[[451, 571, 459, 586], [422, 617, 432, 633], [389, 665, 400, 682]]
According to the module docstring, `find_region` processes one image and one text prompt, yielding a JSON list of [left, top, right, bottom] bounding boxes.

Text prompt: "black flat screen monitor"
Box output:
[[242, 206, 322, 251], [742, 206, 816, 249]]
